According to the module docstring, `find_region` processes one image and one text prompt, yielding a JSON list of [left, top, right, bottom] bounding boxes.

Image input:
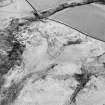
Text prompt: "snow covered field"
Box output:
[[0, 0, 105, 105]]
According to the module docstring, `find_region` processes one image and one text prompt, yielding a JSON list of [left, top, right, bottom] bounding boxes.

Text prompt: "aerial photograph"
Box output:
[[0, 0, 105, 105]]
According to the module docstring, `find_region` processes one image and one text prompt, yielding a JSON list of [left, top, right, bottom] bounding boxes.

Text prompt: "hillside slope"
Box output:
[[0, 0, 105, 105]]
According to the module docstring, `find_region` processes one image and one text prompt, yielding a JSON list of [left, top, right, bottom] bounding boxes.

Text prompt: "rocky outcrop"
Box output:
[[0, 17, 105, 105], [0, 1, 105, 105]]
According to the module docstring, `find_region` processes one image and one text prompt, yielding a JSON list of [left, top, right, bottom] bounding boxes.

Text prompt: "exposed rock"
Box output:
[[0, 1, 105, 105]]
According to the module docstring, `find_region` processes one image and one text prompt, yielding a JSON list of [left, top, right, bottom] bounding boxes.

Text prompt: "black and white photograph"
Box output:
[[0, 0, 105, 105]]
